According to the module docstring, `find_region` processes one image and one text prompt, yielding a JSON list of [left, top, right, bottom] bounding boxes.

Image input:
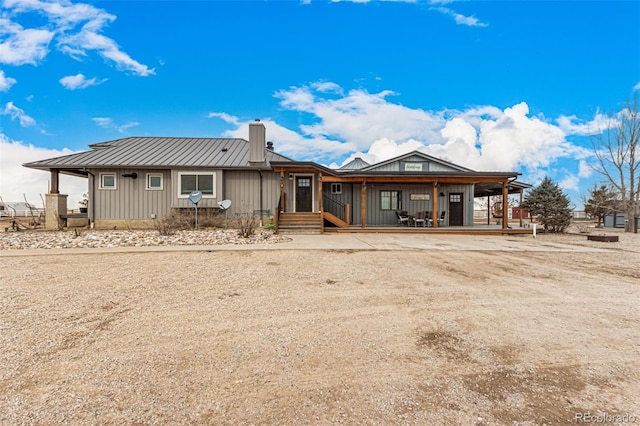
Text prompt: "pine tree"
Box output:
[[583, 184, 618, 226], [521, 177, 573, 233]]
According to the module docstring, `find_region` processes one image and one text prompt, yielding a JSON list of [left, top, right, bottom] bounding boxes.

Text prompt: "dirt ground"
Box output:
[[1, 234, 639, 425]]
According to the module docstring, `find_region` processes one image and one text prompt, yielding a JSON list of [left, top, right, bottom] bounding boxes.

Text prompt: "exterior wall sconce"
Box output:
[[122, 172, 138, 179], [439, 192, 445, 197], [317, 175, 322, 181], [289, 173, 294, 180]]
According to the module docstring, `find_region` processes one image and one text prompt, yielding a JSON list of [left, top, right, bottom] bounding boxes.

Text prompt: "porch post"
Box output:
[[361, 179, 366, 229], [432, 182, 438, 229], [502, 180, 508, 230], [318, 174, 324, 233], [519, 189, 523, 228], [487, 195, 491, 225], [279, 169, 285, 213], [50, 169, 60, 194]]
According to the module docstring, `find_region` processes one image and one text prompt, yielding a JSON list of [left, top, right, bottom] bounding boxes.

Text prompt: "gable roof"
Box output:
[[360, 151, 474, 173], [24, 137, 292, 172]]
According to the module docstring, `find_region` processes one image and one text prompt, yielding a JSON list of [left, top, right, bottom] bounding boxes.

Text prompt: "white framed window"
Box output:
[[99, 173, 116, 190], [331, 183, 342, 194], [178, 172, 215, 197], [146, 173, 163, 190]]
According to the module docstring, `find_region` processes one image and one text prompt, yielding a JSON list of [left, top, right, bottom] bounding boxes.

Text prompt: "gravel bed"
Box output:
[[0, 229, 289, 250]]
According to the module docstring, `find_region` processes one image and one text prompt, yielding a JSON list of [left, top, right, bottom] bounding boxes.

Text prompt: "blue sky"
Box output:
[[1, 0, 639, 208]]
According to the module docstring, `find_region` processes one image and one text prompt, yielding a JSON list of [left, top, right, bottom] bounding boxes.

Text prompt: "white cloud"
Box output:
[[578, 160, 592, 178], [59, 73, 105, 90], [0, 133, 86, 207], [266, 82, 584, 175], [0, 18, 55, 65], [556, 113, 609, 136], [92, 117, 139, 133], [433, 6, 488, 27], [634, 81, 640, 92], [1, 0, 154, 76], [559, 174, 580, 192], [207, 112, 240, 126], [0, 70, 17, 91], [2, 101, 36, 127]]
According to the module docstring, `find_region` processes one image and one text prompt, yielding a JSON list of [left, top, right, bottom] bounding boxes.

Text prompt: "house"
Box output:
[[24, 120, 531, 234]]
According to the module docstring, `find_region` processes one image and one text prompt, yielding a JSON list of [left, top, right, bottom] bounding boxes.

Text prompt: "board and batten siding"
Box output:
[[223, 170, 281, 217], [361, 183, 474, 226], [91, 169, 172, 220]]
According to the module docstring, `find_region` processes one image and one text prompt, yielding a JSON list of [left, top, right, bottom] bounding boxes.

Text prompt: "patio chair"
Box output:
[[413, 211, 426, 227], [425, 211, 433, 227], [437, 211, 446, 226], [396, 211, 409, 226]]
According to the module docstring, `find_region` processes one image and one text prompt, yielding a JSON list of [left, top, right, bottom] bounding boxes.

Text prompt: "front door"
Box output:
[[295, 176, 313, 212], [449, 193, 464, 226]]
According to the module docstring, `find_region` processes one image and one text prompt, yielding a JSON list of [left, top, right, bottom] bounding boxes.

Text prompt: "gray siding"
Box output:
[[91, 168, 172, 220], [223, 170, 281, 217], [367, 156, 461, 173]]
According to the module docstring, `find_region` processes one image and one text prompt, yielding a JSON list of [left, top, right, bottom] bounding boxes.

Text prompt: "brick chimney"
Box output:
[[249, 119, 266, 164]]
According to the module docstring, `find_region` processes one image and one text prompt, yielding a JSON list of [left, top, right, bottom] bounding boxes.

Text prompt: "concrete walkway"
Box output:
[[0, 233, 611, 257]]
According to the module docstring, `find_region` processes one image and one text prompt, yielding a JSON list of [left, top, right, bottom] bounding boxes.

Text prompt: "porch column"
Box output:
[[502, 180, 508, 230], [519, 190, 523, 228], [50, 169, 60, 194], [318, 174, 324, 233], [487, 195, 491, 225], [432, 183, 438, 229], [361, 179, 366, 229], [279, 170, 285, 213]]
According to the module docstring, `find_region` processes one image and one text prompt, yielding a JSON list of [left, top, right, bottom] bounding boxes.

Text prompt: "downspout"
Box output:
[[84, 168, 95, 228], [258, 169, 263, 223]]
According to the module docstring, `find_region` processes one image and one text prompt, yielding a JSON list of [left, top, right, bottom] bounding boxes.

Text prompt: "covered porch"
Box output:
[[272, 162, 532, 235]]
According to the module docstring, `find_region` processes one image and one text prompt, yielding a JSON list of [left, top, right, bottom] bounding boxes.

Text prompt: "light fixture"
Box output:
[[289, 173, 294, 180]]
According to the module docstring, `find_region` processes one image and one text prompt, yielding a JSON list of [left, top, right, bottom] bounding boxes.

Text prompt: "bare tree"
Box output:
[[591, 95, 640, 232]]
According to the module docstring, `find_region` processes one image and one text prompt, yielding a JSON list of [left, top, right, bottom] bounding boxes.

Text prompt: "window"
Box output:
[[381, 190, 401, 210], [331, 183, 342, 194], [297, 177, 310, 187], [178, 172, 215, 197], [450, 194, 461, 202], [146, 173, 163, 190], [100, 173, 116, 189]]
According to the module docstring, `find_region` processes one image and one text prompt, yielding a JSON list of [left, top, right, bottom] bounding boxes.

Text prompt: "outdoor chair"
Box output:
[[396, 211, 409, 226], [437, 211, 446, 226], [425, 211, 433, 227], [413, 211, 426, 227]]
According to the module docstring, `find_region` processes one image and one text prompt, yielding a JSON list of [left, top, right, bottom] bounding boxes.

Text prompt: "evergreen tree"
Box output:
[[521, 177, 573, 233], [583, 184, 618, 226]]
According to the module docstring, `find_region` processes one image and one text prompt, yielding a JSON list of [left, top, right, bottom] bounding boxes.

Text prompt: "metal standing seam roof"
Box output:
[[23, 137, 293, 170]]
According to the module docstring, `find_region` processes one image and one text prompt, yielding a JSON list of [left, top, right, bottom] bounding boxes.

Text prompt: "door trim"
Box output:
[[293, 174, 315, 212]]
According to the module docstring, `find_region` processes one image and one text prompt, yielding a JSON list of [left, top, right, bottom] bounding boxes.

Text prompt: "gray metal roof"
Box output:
[[339, 157, 370, 170], [24, 137, 292, 171]]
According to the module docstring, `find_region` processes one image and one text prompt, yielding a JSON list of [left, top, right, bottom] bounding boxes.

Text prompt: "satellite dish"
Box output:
[[218, 199, 232, 210], [189, 191, 202, 205]]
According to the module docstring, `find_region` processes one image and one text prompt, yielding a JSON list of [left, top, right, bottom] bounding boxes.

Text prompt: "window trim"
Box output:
[[99, 173, 117, 190], [380, 190, 402, 211], [146, 173, 164, 191], [331, 183, 342, 194], [177, 171, 216, 198]]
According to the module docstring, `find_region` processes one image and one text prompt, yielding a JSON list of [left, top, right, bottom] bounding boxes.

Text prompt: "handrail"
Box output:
[[323, 196, 346, 222]]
